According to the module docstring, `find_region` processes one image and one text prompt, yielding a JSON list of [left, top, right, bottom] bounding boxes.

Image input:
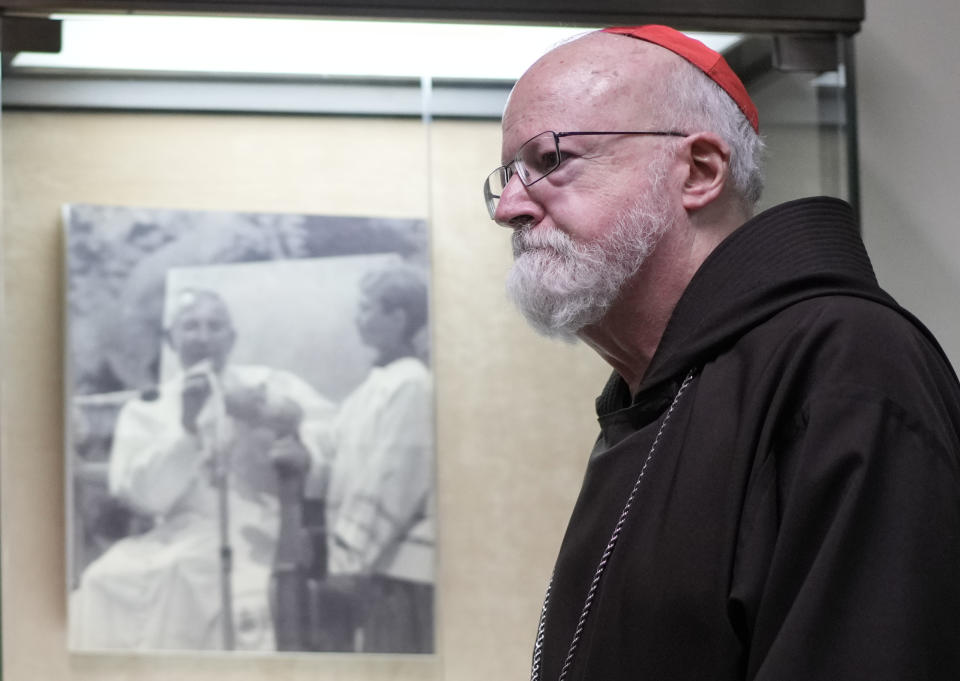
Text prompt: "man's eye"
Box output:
[[529, 150, 560, 174], [542, 150, 560, 166]]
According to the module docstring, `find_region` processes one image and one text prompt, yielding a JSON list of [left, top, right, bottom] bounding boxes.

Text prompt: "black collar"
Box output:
[[598, 197, 897, 419]]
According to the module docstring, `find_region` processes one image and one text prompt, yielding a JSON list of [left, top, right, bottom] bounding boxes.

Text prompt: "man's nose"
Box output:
[[493, 174, 543, 229]]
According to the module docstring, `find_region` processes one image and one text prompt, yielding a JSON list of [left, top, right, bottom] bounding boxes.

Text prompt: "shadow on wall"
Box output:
[[860, 163, 960, 375]]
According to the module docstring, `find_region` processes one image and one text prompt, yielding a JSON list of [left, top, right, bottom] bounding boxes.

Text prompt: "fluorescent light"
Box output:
[[12, 15, 742, 81], [13, 16, 593, 79]]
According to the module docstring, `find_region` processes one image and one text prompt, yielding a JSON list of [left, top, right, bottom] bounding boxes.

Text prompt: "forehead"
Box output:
[[501, 33, 671, 153], [170, 294, 231, 327]]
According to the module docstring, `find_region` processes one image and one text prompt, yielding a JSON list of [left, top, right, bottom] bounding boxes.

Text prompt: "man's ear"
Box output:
[[679, 132, 730, 212]]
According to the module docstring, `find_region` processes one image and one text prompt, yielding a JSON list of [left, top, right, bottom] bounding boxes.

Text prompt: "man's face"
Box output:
[[506, 164, 674, 340], [496, 34, 679, 337], [167, 295, 236, 371]]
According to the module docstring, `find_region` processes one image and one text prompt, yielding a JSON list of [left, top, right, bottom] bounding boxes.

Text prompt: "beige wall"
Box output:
[[0, 112, 609, 680], [858, 0, 960, 372]]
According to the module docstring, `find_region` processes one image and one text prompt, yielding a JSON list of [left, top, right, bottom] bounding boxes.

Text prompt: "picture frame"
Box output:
[[64, 203, 435, 656]]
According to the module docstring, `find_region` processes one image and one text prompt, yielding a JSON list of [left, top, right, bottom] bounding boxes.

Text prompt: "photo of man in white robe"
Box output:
[[70, 289, 335, 651]]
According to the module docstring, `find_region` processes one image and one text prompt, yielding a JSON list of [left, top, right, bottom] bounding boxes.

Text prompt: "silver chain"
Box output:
[[530, 369, 697, 681]]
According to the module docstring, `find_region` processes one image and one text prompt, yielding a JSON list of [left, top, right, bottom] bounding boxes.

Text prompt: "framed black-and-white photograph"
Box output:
[[65, 204, 435, 656]]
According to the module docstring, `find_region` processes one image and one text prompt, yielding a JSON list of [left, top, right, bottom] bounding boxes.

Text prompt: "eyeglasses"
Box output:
[[482, 130, 686, 221]]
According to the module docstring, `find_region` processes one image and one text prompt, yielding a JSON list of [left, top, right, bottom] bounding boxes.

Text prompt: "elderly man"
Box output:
[[485, 26, 960, 680], [71, 289, 334, 651]]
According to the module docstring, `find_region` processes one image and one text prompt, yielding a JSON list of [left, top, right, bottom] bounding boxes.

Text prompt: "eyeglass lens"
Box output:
[[484, 131, 560, 219], [515, 131, 561, 184], [483, 167, 508, 219]]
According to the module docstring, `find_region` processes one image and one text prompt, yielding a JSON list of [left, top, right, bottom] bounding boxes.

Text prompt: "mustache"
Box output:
[[511, 225, 575, 258]]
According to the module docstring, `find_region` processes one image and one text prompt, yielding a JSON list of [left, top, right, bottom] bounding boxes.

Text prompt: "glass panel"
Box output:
[[746, 33, 854, 213], [3, 14, 445, 672], [0, 16, 857, 681]]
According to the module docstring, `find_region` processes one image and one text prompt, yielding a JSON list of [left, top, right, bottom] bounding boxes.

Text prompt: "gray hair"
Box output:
[[654, 57, 766, 207]]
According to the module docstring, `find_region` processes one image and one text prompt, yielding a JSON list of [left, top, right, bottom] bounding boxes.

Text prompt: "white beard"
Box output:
[[506, 181, 673, 341]]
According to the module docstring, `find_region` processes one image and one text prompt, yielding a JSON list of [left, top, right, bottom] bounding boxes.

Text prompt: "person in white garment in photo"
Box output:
[[307, 264, 434, 654], [71, 288, 335, 651]]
